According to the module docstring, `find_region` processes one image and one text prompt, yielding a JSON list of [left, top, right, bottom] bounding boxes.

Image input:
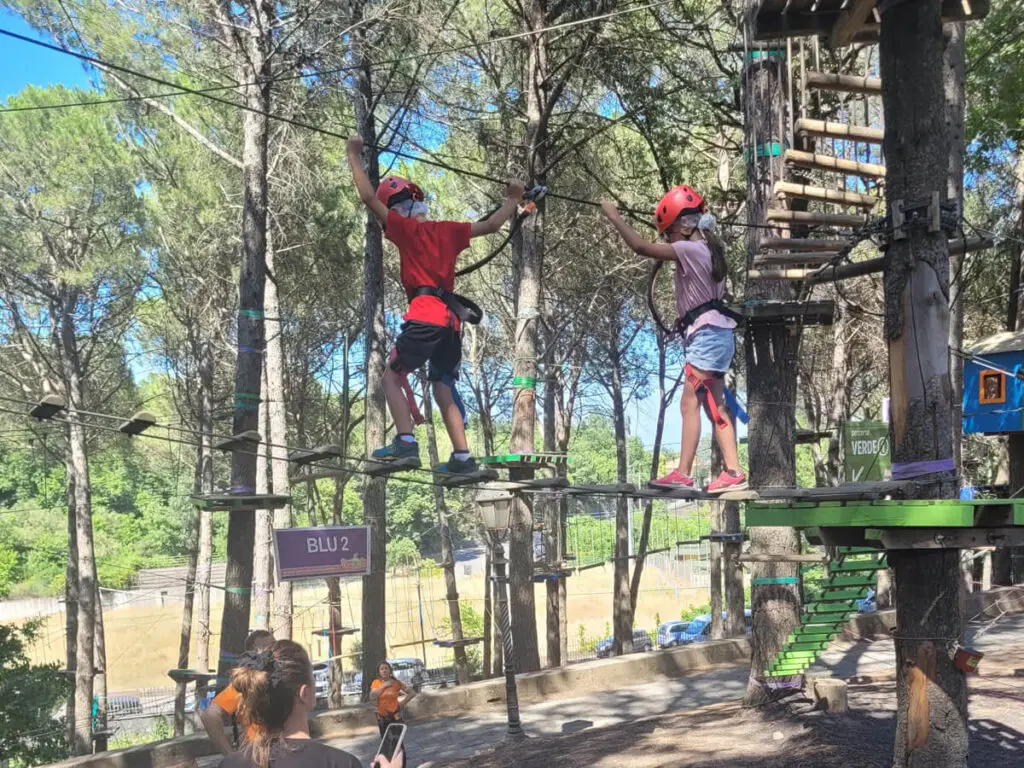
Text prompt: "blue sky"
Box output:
[[0, 11, 92, 101]]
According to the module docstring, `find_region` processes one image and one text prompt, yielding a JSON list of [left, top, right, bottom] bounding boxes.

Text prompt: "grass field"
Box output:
[[24, 557, 711, 691]]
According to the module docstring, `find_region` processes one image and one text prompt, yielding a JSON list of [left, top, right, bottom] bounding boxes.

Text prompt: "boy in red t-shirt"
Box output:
[[346, 136, 524, 475]]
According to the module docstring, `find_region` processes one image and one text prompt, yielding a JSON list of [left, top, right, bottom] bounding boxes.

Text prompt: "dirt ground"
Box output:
[[433, 659, 1024, 768]]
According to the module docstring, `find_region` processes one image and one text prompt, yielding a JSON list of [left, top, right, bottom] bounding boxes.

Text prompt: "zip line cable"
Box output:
[[0, 2, 675, 113], [0, 24, 831, 234]]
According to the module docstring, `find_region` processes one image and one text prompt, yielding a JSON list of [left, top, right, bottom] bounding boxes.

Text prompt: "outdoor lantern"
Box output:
[[476, 488, 513, 533]]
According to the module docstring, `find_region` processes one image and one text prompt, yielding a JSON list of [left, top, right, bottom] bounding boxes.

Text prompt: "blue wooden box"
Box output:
[[962, 331, 1024, 435]]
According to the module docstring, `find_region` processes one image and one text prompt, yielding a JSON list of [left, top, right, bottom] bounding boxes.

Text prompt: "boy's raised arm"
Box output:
[[600, 201, 677, 261], [347, 136, 389, 227], [470, 179, 525, 238]]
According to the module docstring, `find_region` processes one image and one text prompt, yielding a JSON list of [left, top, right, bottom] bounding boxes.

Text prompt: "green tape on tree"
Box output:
[[239, 309, 264, 319], [753, 576, 799, 586], [746, 50, 784, 61], [224, 586, 252, 594], [744, 142, 784, 161], [513, 376, 537, 389]]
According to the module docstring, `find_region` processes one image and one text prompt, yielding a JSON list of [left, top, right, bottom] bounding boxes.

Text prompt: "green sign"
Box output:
[[843, 421, 890, 483]]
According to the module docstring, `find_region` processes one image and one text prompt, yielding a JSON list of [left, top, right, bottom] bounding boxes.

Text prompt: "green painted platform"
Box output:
[[480, 453, 570, 470], [746, 499, 1024, 528]]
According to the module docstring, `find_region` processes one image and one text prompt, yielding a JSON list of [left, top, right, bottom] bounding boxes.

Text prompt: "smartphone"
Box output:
[[376, 723, 407, 762]]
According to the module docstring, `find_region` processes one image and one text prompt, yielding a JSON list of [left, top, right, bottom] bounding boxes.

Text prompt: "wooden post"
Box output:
[[879, 5, 969, 765], [742, 3, 802, 706]]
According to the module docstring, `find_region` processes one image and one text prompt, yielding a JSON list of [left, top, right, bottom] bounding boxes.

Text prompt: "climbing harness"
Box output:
[[646, 261, 745, 338], [410, 286, 484, 325], [685, 362, 729, 430]]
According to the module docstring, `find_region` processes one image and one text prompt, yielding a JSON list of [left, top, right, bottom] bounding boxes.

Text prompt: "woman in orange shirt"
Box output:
[[369, 660, 416, 766]]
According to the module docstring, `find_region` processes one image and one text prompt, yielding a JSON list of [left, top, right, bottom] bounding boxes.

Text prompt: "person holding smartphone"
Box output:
[[370, 661, 417, 767], [219, 641, 400, 768]]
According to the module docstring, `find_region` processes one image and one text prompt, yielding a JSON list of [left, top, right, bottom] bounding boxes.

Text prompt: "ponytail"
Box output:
[[698, 213, 728, 283], [231, 640, 313, 768]]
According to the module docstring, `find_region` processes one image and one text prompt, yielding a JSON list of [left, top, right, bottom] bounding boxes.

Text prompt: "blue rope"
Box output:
[[723, 388, 749, 425], [440, 374, 468, 425]]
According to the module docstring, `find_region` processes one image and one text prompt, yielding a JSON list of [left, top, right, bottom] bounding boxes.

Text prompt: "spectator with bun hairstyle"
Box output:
[[221, 640, 398, 768], [203, 630, 276, 754]]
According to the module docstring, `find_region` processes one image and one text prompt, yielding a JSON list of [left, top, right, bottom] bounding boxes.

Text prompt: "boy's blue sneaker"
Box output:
[[434, 454, 478, 475], [371, 438, 420, 462]]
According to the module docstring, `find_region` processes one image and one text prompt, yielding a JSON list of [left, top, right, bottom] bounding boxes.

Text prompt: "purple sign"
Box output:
[[273, 526, 371, 581]]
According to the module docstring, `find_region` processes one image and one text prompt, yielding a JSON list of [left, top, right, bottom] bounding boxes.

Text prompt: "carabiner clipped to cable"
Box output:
[[520, 185, 548, 215]]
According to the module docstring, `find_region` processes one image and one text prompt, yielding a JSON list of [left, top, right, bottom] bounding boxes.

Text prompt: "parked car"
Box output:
[[657, 621, 692, 649], [312, 661, 330, 702], [353, 657, 427, 691], [676, 610, 753, 645], [595, 629, 653, 658]]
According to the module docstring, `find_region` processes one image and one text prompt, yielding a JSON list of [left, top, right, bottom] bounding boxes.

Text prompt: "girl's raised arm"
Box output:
[[601, 201, 677, 261]]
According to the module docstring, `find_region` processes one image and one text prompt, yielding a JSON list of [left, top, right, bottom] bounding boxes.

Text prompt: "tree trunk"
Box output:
[[541, 331, 560, 667], [880, 5, 968, 765], [327, 577, 345, 708], [64, 450, 78, 749], [709, 488, 724, 641], [265, 238, 293, 639], [252, 374, 272, 631], [350, 9, 389, 698], [609, 345, 633, 656], [723, 497, 745, 637], [173, 496, 201, 736], [422, 381, 470, 683], [92, 582, 107, 752], [742, 4, 801, 706], [195, 344, 215, 685], [945, 22, 966, 481], [62, 303, 97, 755], [218, 41, 271, 679], [826, 298, 851, 486]]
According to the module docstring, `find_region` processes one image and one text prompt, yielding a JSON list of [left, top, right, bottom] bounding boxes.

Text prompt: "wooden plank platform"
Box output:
[[753, 252, 842, 265], [213, 430, 261, 453], [775, 181, 879, 208], [741, 300, 836, 326], [766, 209, 869, 227], [753, 0, 990, 41], [192, 493, 290, 511], [755, 481, 915, 502], [805, 257, 885, 285], [795, 118, 884, 144], [480, 452, 570, 469], [804, 71, 881, 94], [759, 238, 853, 252], [288, 444, 343, 465], [785, 149, 886, 179], [748, 268, 816, 281]]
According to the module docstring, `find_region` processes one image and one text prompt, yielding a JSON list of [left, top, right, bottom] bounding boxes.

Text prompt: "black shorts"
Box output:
[[391, 321, 461, 381]]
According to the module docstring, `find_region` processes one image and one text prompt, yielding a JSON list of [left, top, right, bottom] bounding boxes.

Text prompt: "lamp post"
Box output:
[[476, 489, 525, 739]]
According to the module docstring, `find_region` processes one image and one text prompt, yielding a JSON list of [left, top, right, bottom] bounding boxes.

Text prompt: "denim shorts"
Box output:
[[683, 326, 735, 373]]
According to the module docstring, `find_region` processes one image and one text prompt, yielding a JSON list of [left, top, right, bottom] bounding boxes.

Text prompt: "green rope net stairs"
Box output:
[[764, 547, 887, 683]]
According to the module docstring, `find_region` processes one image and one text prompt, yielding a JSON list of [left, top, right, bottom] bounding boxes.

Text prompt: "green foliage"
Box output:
[[0, 622, 71, 767], [681, 603, 712, 622]]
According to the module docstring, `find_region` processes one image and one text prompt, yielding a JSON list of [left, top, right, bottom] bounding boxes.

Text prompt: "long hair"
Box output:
[[701, 226, 728, 284], [231, 640, 312, 768]]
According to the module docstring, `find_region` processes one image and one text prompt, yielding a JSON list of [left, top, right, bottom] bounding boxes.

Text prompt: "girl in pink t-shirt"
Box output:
[[601, 185, 746, 494]]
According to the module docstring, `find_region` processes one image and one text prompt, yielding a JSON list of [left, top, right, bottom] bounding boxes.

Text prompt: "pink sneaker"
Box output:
[[649, 468, 695, 489], [706, 470, 748, 494]]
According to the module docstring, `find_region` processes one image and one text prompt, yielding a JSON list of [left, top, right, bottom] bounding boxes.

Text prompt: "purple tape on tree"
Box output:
[[890, 458, 955, 480]]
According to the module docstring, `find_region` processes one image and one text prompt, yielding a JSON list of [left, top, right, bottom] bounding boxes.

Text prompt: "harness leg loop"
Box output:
[[685, 363, 729, 430]]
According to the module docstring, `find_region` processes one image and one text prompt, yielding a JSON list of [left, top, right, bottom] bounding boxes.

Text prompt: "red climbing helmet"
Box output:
[[376, 175, 425, 208], [654, 184, 706, 233]]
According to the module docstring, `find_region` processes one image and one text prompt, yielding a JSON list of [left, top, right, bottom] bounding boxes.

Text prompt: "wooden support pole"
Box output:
[[878, 4, 969, 765], [796, 118, 885, 144], [804, 71, 882, 94]]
